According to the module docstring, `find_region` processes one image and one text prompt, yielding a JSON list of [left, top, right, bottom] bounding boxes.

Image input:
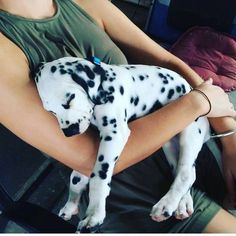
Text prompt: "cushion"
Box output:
[[170, 26, 236, 91]]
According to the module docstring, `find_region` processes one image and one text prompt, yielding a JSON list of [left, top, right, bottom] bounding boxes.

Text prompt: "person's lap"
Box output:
[[80, 145, 225, 233]]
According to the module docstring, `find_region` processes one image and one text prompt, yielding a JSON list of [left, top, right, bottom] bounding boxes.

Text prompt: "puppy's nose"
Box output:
[[62, 123, 80, 137]]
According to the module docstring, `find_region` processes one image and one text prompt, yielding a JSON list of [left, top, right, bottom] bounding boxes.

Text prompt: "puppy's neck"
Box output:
[[71, 61, 111, 105]]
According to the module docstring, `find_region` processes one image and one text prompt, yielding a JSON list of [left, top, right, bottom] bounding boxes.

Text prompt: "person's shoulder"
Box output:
[[0, 33, 30, 85], [72, 0, 113, 28]]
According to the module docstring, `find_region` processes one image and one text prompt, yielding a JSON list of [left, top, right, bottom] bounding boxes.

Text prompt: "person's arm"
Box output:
[[77, 0, 236, 203], [81, 0, 236, 128], [0, 33, 232, 178]]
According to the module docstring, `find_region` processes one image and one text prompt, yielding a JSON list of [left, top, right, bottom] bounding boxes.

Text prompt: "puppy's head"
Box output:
[[35, 61, 94, 137]]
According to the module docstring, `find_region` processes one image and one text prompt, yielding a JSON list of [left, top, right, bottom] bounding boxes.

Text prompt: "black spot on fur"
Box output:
[[72, 176, 81, 185], [139, 75, 145, 81], [62, 123, 80, 137], [101, 163, 109, 172], [84, 65, 95, 80], [71, 73, 88, 93], [129, 114, 137, 122], [109, 86, 115, 92], [90, 173, 95, 178], [60, 69, 67, 74], [65, 62, 72, 66], [104, 136, 112, 141], [120, 86, 124, 95], [98, 163, 109, 179], [161, 87, 165, 93], [182, 84, 186, 94], [102, 116, 108, 126], [109, 77, 115, 82], [114, 156, 118, 162], [107, 96, 114, 103], [142, 105, 147, 111], [51, 65, 57, 73], [76, 64, 83, 72], [87, 80, 95, 88], [62, 93, 75, 109], [176, 86, 182, 93], [67, 69, 73, 74], [130, 97, 134, 104], [99, 171, 107, 179], [110, 119, 116, 124], [163, 78, 169, 84], [198, 128, 201, 134], [149, 100, 163, 113], [134, 97, 139, 106], [99, 155, 104, 162], [167, 89, 175, 100]]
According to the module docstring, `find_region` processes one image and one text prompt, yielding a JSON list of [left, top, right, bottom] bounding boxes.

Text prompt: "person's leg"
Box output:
[[203, 208, 236, 233]]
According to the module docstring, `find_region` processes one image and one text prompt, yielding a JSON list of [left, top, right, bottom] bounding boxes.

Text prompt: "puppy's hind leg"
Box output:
[[59, 170, 89, 220], [151, 118, 209, 222]]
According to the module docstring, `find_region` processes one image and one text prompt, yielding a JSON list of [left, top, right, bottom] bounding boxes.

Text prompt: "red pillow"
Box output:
[[170, 26, 236, 91]]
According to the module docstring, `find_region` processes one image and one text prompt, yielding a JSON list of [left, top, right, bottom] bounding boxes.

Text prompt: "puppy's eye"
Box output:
[[62, 93, 75, 109]]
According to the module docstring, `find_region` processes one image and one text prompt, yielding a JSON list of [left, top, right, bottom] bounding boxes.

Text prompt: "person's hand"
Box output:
[[221, 134, 236, 210], [192, 78, 236, 118]]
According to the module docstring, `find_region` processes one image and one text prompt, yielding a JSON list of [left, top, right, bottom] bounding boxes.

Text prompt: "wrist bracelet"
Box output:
[[211, 128, 236, 138], [191, 88, 212, 117]]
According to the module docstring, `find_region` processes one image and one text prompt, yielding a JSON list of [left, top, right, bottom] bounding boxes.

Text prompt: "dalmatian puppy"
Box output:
[[35, 56, 210, 232]]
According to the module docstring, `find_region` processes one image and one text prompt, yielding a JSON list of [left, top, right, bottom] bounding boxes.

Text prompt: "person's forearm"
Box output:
[[127, 41, 236, 134], [0, 79, 205, 177], [114, 91, 206, 174], [98, 0, 236, 134]]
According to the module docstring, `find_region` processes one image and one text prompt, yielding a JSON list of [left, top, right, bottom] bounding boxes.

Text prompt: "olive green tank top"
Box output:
[[0, 0, 127, 75]]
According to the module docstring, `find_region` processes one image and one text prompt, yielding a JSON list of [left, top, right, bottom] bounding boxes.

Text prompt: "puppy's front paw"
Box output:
[[78, 207, 105, 233], [150, 194, 178, 222], [175, 191, 194, 220], [59, 201, 79, 221]]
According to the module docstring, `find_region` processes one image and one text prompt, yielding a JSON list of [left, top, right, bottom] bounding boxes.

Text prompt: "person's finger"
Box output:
[[205, 78, 213, 84]]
